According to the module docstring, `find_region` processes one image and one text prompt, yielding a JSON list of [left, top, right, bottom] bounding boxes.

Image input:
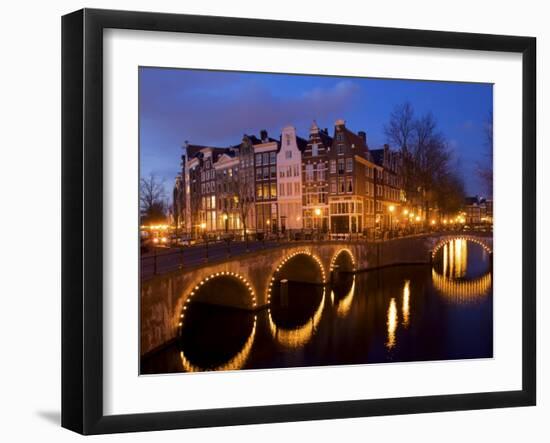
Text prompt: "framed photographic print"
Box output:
[[62, 8, 536, 435]]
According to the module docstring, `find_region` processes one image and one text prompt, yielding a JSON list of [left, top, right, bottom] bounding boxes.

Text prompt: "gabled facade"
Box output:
[[214, 151, 241, 233], [277, 125, 305, 231], [370, 144, 404, 230], [326, 119, 378, 234], [253, 130, 279, 233], [302, 121, 331, 232]]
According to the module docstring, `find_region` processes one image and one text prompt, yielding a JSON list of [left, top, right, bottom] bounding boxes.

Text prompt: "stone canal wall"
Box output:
[[140, 234, 492, 356]]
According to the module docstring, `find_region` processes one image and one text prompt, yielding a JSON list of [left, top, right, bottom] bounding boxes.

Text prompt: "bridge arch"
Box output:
[[431, 235, 492, 259], [330, 248, 356, 273], [266, 250, 326, 304], [177, 271, 257, 332]]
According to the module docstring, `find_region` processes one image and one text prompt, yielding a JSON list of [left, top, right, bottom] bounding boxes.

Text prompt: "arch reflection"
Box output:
[[431, 269, 492, 304], [179, 315, 257, 372], [331, 275, 356, 318], [268, 287, 326, 349]]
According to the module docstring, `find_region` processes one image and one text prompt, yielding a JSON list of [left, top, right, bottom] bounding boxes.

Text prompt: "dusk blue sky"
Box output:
[[139, 67, 492, 197]]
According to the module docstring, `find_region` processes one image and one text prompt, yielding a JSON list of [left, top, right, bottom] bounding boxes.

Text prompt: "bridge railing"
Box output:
[[140, 227, 491, 280]]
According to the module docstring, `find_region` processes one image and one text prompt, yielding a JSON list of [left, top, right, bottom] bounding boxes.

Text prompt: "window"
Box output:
[[286, 134, 291, 146], [330, 160, 336, 174], [255, 154, 262, 166], [346, 157, 353, 172], [270, 166, 276, 179], [306, 164, 314, 182], [286, 182, 292, 196], [279, 183, 285, 196], [269, 152, 276, 164], [256, 184, 263, 199], [293, 164, 299, 176], [316, 166, 324, 181], [294, 182, 300, 195], [263, 153, 269, 165], [336, 133, 344, 142], [285, 150, 292, 159], [337, 144, 345, 154], [330, 179, 337, 194], [263, 167, 269, 180], [346, 177, 353, 193], [338, 158, 345, 174], [270, 183, 277, 198], [263, 183, 270, 199], [339, 178, 345, 194], [256, 168, 262, 180], [312, 143, 318, 156]]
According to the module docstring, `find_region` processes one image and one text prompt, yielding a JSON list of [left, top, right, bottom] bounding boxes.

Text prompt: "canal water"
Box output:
[[141, 239, 493, 374]]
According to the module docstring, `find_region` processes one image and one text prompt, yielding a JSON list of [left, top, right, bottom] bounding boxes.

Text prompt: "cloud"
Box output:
[[140, 74, 361, 147]]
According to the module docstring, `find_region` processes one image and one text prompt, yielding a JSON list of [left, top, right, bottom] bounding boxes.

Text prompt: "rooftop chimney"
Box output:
[[260, 129, 268, 142], [358, 131, 367, 144], [335, 119, 345, 127]]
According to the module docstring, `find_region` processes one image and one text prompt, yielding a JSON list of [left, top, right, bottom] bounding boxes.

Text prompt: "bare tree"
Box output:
[[140, 174, 167, 224], [236, 165, 255, 248], [478, 111, 493, 197], [385, 102, 418, 204], [385, 103, 465, 221]]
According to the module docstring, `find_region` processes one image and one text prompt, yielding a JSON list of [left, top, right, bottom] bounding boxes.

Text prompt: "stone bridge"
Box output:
[[141, 232, 492, 355]]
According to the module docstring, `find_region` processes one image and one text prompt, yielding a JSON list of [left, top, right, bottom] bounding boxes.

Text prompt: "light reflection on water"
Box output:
[[141, 240, 493, 374]]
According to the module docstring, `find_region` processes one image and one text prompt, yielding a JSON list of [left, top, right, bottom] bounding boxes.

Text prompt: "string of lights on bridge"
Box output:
[[266, 250, 326, 304], [329, 248, 356, 272], [178, 271, 257, 331]]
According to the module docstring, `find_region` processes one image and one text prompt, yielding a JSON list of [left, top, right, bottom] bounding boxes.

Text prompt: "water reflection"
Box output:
[[432, 270, 492, 304], [180, 315, 257, 372], [386, 298, 398, 350], [433, 239, 492, 304], [141, 239, 493, 374], [333, 275, 356, 318], [442, 239, 468, 278], [402, 280, 410, 328], [268, 287, 326, 349]]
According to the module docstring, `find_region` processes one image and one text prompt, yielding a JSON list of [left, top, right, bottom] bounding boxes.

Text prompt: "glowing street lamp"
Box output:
[[314, 208, 322, 237], [388, 205, 395, 234]]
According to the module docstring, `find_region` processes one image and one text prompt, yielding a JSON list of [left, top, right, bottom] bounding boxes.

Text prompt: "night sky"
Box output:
[[139, 67, 493, 197]]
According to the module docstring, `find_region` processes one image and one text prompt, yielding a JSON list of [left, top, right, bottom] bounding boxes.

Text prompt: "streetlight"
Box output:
[[388, 205, 395, 236], [314, 207, 322, 239], [200, 222, 208, 261], [222, 213, 228, 233]]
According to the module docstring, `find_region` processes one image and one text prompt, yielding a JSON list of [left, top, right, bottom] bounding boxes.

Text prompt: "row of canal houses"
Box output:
[[172, 119, 404, 236]]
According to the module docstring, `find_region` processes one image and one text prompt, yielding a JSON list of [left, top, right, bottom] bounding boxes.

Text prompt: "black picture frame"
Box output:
[[62, 8, 536, 435]]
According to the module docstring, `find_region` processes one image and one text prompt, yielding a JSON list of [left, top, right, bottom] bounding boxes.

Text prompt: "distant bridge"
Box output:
[[141, 232, 492, 355]]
